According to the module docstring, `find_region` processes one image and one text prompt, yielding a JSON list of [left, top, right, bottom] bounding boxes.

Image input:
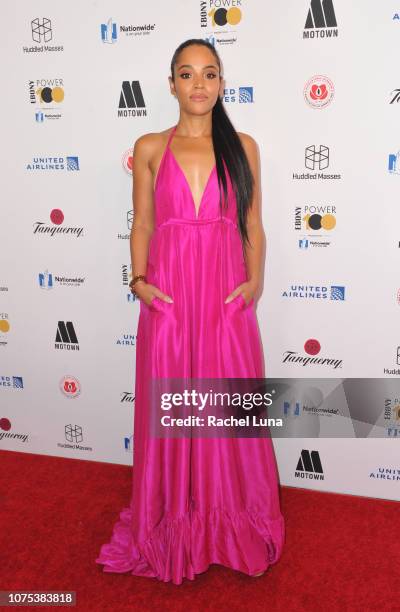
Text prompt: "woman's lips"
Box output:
[[190, 95, 207, 101]]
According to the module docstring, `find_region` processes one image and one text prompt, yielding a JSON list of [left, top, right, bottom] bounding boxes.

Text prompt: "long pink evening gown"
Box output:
[[96, 125, 285, 585]]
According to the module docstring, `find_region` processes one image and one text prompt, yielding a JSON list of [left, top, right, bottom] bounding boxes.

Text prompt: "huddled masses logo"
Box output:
[[304, 75, 335, 109], [55, 321, 79, 351], [31, 17, 52, 43], [295, 450, 324, 480], [65, 424, 82, 443], [60, 376, 81, 399], [118, 82, 147, 117], [303, 0, 338, 38], [306, 145, 329, 170], [282, 338, 343, 369], [24, 18, 63, 54]]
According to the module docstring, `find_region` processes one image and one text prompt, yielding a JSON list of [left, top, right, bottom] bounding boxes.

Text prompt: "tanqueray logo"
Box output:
[[303, 0, 338, 39], [33, 209, 84, 238], [282, 338, 343, 369], [389, 89, 400, 104]]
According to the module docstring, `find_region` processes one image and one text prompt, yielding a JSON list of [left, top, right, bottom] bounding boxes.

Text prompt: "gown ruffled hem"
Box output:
[[95, 505, 285, 585]]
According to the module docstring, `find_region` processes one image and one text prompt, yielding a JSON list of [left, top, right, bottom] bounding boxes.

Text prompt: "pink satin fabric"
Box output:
[[96, 125, 285, 584]]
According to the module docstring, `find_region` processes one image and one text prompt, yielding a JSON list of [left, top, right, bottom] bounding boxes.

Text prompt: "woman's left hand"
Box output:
[[224, 280, 258, 306]]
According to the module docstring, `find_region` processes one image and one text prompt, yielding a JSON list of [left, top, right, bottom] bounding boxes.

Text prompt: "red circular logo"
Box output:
[[122, 149, 133, 175], [0, 417, 11, 431], [304, 339, 321, 355], [60, 376, 81, 399], [50, 209, 64, 225], [304, 75, 334, 109]]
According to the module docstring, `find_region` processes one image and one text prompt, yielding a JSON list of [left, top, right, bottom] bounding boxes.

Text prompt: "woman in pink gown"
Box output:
[[96, 39, 285, 585]]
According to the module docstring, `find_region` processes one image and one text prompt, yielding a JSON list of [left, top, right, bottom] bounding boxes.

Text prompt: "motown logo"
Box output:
[[283, 338, 343, 369], [55, 321, 79, 350], [118, 81, 147, 117], [304, 75, 334, 109], [31, 17, 52, 43], [305, 145, 329, 170], [295, 449, 324, 480], [303, 0, 338, 39]]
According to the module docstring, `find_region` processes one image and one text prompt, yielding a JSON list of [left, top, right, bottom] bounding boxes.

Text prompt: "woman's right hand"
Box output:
[[133, 281, 173, 306]]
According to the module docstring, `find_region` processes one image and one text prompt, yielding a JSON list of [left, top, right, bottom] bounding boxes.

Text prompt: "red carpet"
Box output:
[[1, 449, 399, 612]]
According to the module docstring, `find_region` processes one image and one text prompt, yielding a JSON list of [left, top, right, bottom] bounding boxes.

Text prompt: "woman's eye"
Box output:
[[206, 73, 217, 79], [179, 73, 191, 79]]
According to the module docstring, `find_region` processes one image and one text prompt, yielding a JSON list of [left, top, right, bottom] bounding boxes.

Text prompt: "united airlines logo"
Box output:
[[282, 284, 345, 300], [55, 321, 79, 351], [101, 18, 117, 43], [31, 17, 52, 43], [223, 86, 254, 103], [303, 0, 338, 39], [118, 81, 147, 118], [0, 376, 24, 389], [295, 449, 324, 480]]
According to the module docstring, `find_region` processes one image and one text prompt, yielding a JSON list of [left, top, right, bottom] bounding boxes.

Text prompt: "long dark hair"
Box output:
[[170, 38, 254, 247]]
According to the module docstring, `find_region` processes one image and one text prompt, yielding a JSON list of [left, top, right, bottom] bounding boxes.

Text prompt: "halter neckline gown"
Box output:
[[96, 125, 285, 585]]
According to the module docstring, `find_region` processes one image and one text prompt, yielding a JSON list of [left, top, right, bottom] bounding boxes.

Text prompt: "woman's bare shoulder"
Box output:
[[237, 131, 258, 149], [133, 127, 175, 161]]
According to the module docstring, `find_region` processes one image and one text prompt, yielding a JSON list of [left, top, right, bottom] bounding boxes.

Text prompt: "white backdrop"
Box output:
[[1, 1, 399, 501]]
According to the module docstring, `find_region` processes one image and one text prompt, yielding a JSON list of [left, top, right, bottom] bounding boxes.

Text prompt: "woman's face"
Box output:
[[169, 44, 224, 116]]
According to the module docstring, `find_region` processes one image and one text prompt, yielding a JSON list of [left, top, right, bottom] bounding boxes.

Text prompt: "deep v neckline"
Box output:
[[168, 125, 216, 219]]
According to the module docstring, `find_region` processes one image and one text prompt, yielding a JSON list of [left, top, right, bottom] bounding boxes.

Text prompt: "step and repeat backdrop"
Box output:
[[1, 1, 399, 501]]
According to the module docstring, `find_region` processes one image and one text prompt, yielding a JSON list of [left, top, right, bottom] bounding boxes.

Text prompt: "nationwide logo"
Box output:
[[57, 424, 93, 452], [200, 0, 242, 45], [121, 392, 134, 403], [303, 0, 338, 39], [60, 376, 81, 399], [388, 151, 400, 174], [0, 314, 10, 347], [122, 148, 133, 174], [116, 333, 136, 347], [38, 270, 85, 288], [23, 18, 64, 53], [33, 210, 84, 238], [100, 18, 156, 42], [29, 78, 64, 121], [283, 338, 343, 369], [118, 82, 147, 117], [26, 156, 79, 171], [389, 89, 400, 104], [124, 434, 134, 451], [0, 286, 8, 292], [369, 466, 400, 480], [55, 321, 79, 351], [283, 400, 338, 418], [304, 75, 334, 109], [223, 86, 254, 103], [295, 449, 324, 480], [0, 376, 24, 389], [292, 145, 342, 180], [0, 418, 29, 443], [282, 284, 345, 300], [394, 13, 400, 22]]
